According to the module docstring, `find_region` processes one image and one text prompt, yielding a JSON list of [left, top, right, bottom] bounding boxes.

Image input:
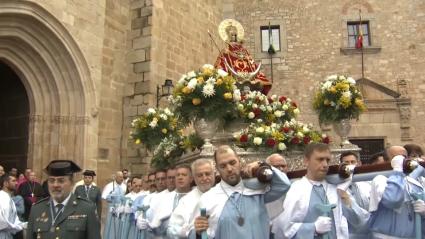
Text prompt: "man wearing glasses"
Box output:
[[26, 160, 101, 239]]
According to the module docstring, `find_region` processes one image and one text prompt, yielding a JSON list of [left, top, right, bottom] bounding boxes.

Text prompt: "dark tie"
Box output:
[[86, 186, 90, 195], [55, 203, 64, 217]]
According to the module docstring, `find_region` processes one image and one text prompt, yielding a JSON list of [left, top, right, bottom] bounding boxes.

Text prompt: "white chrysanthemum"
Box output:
[[237, 104, 244, 111], [253, 137, 263, 145], [347, 77, 356, 85], [265, 126, 271, 133], [206, 76, 216, 85], [187, 78, 198, 89], [257, 119, 263, 123], [293, 108, 300, 115], [330, 101, 336, 106], [159, 114, 168, 120], [327, 75, 338, 81], [202, 64, 214, 70], [342, 91, 352, 99], [267, 106, 273, 112], [217, 69, 228, 77], [321, 81, 333, 91], [233, 89, 241, 102], [302, 126, 310, 133], [271, 95, 278, 101], [247, 112, 255, 119], [282, 104, 289, 110], [202, 84, 215, 97], [149, 120, 158, 128], [252, 103, 258, 109], [256, 127, 265, 133], [271, 123, 277, 128], [131, 118, 139, 127], [274, 110, 283, 117], [278, 143, 287, 151], [296, 131, 304, 138], [178, 75, 187, 85], [187, 71, 196, 78], [260, 105, 266, 111], [233, 132, 241, 139], [164, 108, 172, 116], [147, 108, 156, 114]]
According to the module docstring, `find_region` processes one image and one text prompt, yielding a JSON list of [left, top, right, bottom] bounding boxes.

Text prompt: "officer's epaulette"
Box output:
[[34, 196, 49, 205]]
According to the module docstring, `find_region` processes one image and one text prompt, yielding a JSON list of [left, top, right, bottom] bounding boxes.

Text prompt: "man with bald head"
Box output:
[[193, 145, 291, 239], [368, 145, 425, 238], [102, 171, 127, 239], [266, 153, 288, 173], [265, 153, 288, 237]]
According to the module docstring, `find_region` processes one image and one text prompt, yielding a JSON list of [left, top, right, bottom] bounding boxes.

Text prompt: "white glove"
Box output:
[[124, 205, 132, 214], [20, 222, 28, 230], [137, 217, 150, 230], [314, 216, 332, 234], [391, 155, 405, 172], [413, 200, 425, 216]]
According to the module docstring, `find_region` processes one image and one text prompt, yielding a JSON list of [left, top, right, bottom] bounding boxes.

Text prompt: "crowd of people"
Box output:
[[0, 143, 425, 239]]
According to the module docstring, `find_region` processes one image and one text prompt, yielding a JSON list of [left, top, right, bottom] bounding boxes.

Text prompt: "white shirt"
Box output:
[[0, 190, 24, 238]]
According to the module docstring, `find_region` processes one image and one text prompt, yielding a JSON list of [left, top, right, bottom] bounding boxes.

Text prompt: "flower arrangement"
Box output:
[[234, 119, 330, 152], [169, 64, 240, 125], [313, 75, 366, 124], [130, 107, 179, 151], [236, 91, 300, 124], [151, 134, 204, 169]]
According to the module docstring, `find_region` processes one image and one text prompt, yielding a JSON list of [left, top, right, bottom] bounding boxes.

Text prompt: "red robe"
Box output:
[[214, 42, 271, 95]]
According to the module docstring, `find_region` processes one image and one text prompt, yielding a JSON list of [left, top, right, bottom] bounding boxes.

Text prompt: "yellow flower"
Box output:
[[135, 139, 141, 144], [271, 131, 285, 141], [216, 78, 223, 85], [197, 77, 204, 84], [335, 82, 349, 91], [202, 68, 213, 76], [223, 92, 233, 100], [339, 96, 351, 108], [161, 128, 168, 134], [192, 98, 201, 105], [329, 86, 337, 94], [323, 99, 330, 106], [355, 98, 366, 111], [182, 87, 192, 94]]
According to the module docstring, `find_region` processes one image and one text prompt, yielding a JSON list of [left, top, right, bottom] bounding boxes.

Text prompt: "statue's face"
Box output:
[[226, 26, 238, 42]]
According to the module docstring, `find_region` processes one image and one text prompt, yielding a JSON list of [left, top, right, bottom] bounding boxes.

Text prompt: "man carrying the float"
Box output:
[[167, 159, 215, 238], [368, 145, 425, 238], [137, 165, 193, 238], [193, 145, 290, 238], [273, 143, 367, 239]]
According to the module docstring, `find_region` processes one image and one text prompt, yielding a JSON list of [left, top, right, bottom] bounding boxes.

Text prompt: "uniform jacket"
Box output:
[[74, 185, 102, 218], [26, 194, 101, 239]]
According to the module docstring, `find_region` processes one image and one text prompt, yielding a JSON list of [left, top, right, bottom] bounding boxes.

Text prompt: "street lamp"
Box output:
[[156, 79, 174, 107]]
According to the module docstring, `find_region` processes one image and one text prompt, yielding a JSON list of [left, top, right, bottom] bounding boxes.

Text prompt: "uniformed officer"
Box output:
[[26, 160, 101, 239], [74, 170, 102, 218]]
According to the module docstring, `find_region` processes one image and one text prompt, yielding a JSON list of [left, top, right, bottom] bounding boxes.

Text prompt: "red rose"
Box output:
[[268, 97, 273, 103], [291, 137, 300, 144], [240, 134, 248, 143], [279, 96, 287, 103], [303, 136, 311, 144], [253, 108, 261, 117], [266, 138, 276, 147], [281, 127, 290, 133], [241, 95, 246, 101], [291, 102, 297, 108], [322, 136, 330, 144]]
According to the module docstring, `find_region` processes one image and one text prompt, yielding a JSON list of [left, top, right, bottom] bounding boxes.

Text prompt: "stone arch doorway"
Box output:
[[0, 1, 99, 177], [0, 61, 29, 173]]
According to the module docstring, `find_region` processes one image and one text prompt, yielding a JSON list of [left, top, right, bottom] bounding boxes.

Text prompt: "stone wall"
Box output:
[[224, 0, 425, 148], [123, 0, 223, 174]]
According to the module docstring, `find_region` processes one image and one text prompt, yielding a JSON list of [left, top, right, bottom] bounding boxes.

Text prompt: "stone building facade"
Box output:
[[0, 0, 424, 186]]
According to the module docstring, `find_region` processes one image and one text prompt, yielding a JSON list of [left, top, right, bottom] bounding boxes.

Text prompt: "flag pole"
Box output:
[[359, 9, 365, 79], [268, 22, 274, 83]]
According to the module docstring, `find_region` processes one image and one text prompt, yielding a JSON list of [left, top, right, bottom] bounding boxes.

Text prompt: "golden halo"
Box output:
[[218, 19, 245, 42]]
